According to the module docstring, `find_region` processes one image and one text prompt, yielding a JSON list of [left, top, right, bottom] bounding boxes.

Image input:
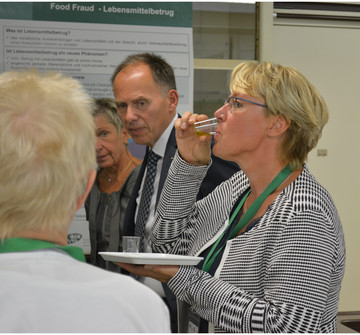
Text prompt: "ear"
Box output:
[[268, 115, 290, 137], [75, 169, 96, 211], [167, 89, 179, 113]]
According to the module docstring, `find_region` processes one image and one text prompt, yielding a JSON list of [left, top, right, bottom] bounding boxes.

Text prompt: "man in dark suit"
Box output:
[[111, 53, 239, 332]]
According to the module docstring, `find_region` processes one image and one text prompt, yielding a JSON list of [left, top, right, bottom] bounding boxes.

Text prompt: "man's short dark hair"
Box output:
[[111, 53, 177, 93]]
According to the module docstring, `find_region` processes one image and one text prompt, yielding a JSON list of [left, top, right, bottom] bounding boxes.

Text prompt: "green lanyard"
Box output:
[[0, 237, 86, 262], [202, 165, 292, 273]]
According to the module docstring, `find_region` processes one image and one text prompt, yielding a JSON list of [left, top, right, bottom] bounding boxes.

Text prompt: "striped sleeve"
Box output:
[[152, 152, 345, 333]]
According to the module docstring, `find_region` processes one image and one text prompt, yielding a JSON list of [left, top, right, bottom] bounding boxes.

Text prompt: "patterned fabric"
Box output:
[[151, 152, 346, 333], [135, 150, 161, 251]]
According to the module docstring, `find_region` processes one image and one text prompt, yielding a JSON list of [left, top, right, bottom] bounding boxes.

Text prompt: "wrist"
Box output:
[[178, 151, 210, 166]]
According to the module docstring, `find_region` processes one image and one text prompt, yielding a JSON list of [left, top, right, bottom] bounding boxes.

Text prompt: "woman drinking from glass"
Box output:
[[118, 61, 345, 333]]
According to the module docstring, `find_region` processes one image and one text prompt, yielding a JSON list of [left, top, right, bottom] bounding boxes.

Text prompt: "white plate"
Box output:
[[99, 252, 203, 266]]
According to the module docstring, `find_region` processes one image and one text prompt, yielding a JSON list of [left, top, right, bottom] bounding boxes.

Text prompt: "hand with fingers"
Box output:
[[116, 262, 179, 283], [175, 111, 212, 166]]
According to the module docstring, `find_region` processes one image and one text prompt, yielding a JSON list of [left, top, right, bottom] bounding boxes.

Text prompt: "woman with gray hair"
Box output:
[[118, 61, 346, 333], [85, 97, 141, 271], [0, 70, 170, 332]]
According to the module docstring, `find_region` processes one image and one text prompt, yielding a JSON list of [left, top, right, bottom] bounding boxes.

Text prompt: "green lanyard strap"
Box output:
[[0, 237, 86, 262], [202, 165, 292, 273]]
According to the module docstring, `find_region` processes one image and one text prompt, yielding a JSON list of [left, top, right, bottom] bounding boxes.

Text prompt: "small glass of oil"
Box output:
[[194, 118, 218, 136]]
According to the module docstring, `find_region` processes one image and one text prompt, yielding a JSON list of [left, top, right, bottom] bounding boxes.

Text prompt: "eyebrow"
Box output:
[[115, 96, 150, 106], [115, 101, 125, 108]]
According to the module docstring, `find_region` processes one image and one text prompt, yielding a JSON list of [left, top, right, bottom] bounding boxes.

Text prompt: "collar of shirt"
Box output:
[[0, 237, 86, 262], [151, 113, 178, 157]]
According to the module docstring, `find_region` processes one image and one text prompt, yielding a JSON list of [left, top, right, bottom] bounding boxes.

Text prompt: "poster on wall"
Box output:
[[0, 2, 193, 253]]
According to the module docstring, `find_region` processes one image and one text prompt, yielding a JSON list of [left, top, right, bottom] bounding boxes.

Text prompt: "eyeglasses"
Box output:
[[224, 96, 267, 111]]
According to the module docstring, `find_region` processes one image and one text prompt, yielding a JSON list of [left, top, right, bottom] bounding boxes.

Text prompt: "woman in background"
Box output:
[[86, 98, 142, 272]]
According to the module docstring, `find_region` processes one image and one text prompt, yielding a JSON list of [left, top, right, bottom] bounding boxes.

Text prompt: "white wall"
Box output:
[[259, 2, 360, 312]]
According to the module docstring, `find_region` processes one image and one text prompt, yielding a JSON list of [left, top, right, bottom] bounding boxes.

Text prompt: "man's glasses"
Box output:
[[224, 96, 267, 111]]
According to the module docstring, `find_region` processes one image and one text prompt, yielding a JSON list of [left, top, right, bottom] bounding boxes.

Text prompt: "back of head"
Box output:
[[230, 61, 329, 169], [111, 52, 177, 94], [0, 70, 96, 239]]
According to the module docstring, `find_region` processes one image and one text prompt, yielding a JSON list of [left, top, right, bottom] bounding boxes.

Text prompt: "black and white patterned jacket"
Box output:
[[151, 151, 345, 333]]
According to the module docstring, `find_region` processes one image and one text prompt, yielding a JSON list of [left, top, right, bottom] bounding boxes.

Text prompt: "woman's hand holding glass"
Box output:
[[175, 111, 213, 166]]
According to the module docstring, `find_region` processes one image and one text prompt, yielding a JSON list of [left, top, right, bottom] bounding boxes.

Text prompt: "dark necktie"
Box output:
[[135, 150, 161, 252]]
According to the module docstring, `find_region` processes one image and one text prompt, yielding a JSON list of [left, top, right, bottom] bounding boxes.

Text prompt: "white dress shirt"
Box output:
[[135, 114, 177, 296]]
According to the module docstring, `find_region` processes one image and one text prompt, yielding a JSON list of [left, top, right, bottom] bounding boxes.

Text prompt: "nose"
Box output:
[[95, 138, 102, 152], [123, 105, 138, 124], [214, 104, 228, 121]]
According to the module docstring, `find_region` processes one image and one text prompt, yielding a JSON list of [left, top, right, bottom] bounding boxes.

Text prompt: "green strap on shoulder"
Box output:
[[202, 165, 291, 273], [0, 237, 86, 262]]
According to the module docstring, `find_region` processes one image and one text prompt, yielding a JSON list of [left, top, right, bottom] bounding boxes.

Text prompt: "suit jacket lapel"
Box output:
[[122, 148, 149, 236], [156, 125, 177, 206]]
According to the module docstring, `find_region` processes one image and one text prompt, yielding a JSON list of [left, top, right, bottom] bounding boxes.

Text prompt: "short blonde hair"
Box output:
[[0, 70, 96, 238], [93, 97, 123, 134], [230, 61, 329, 170]]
